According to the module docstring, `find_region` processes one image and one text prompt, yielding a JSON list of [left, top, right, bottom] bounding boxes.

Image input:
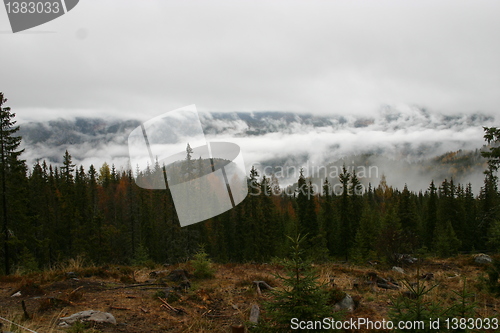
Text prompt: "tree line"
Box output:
[[1, 92, 500, 274]]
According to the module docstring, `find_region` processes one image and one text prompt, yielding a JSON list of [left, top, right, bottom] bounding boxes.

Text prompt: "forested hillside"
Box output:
[[2, 92, 500, 276]]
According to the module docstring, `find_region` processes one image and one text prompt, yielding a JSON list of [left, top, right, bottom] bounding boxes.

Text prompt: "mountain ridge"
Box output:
[[16, 107, 496, 193]]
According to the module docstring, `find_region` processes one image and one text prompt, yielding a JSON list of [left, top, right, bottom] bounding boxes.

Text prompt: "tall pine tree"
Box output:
[[0, 93, 26, 275]]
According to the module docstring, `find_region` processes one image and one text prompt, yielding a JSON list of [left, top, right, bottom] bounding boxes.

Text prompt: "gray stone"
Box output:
[[334, 294, 355, 312], [396, 254, 418, 265], [59, 310, 116, 326], [474, 254, 492, 264], [392, 266, 405, 274], [249, 304, 260, 324]]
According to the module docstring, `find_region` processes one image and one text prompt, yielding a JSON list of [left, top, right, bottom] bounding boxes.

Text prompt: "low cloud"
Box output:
[[18, 106, 495, 193]]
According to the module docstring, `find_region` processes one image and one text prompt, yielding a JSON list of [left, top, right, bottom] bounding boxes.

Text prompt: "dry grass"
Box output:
[[0, 255, 498, 332], [0, 308, 66, 333]]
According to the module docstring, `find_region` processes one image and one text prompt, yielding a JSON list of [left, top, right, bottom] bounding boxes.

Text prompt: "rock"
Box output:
[[167, 269, 190, 282], [420, 273, 434, 281], [396, 254, 418, 265], [249, 304, 260, 324], [11, 291, 21, 297], [474, 254, 492, 264], [334, 294, 355, 312], [59, 310, 116, 326], [392, 266, 405, 274], [367, 272, 399, 290], [66, 272, 78, 279]]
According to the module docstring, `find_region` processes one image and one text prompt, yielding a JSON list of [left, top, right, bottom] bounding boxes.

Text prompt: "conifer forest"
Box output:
[[2, 92, 500, 273]]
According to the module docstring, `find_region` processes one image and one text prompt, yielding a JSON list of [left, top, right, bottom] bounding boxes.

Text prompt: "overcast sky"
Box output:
[[1, 0, 499, 123]]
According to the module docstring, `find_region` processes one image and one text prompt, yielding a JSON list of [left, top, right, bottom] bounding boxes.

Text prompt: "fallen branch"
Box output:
[[107, 283, 166, 290], [255, 284, 261, 296], [0, 316, 39, 333], [158, 297, 185, 315], [69, 286, 84, 295], [253, 281, 273, 296], [140, 307, 149, 314], [253, 281, 273, 290]]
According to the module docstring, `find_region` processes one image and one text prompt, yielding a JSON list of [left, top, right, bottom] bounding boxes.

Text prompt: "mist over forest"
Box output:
[[18, 105, 494, 193]]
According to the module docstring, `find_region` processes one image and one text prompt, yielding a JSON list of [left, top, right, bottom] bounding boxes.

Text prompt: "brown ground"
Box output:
[[0, 256, 499, 332]]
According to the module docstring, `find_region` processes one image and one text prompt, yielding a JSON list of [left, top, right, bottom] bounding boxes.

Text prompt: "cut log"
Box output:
[[231, 324, 245, 333], [249, 304, 260, 324], [252, 281, 273, 296]]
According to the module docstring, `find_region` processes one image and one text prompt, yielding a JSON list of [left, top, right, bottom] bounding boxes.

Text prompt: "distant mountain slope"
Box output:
[[280, 149, 488, 195], [17, 106, 496, 192], [19, 118, 141, 146]]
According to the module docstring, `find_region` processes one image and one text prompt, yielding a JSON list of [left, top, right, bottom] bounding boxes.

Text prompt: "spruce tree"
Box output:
[[433, 219, 461, 257], [320, 178, 336, 256], [352, 202, 380, 261], [398, 184, 419, 236], [432, 179, 461, 256], [258, 234, 334, 332], [349, 170, 363, 242], [0, 93, 26, 275], [482, 127, 500, 171], [480, 127, 500, 248], [242, 166, 261, 261], [60, 150, 76, 256], [295, 168, 309, 235], [295, 169, 323, 257], [463, 183, 477, 251], [424, 181, 438, 248], [184, 143, 194, 181], [338, 165, 352, 259]]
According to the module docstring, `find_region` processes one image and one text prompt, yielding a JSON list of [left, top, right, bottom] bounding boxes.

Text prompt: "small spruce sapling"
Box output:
[[388, 271, 443, 333], [191, 246, 215, 279], [256, 234, 340, 332]]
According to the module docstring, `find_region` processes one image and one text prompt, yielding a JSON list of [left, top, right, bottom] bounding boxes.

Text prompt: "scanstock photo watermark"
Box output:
[[128, 105, 248, 228], [290, 317, 499, 331], [250, 161, 379, 197], [3, 0, 79, 33]]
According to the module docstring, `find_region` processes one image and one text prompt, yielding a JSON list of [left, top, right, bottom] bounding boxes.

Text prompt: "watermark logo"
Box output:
[[128, 105, 248, 227], [3, 0, 79, 33]]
